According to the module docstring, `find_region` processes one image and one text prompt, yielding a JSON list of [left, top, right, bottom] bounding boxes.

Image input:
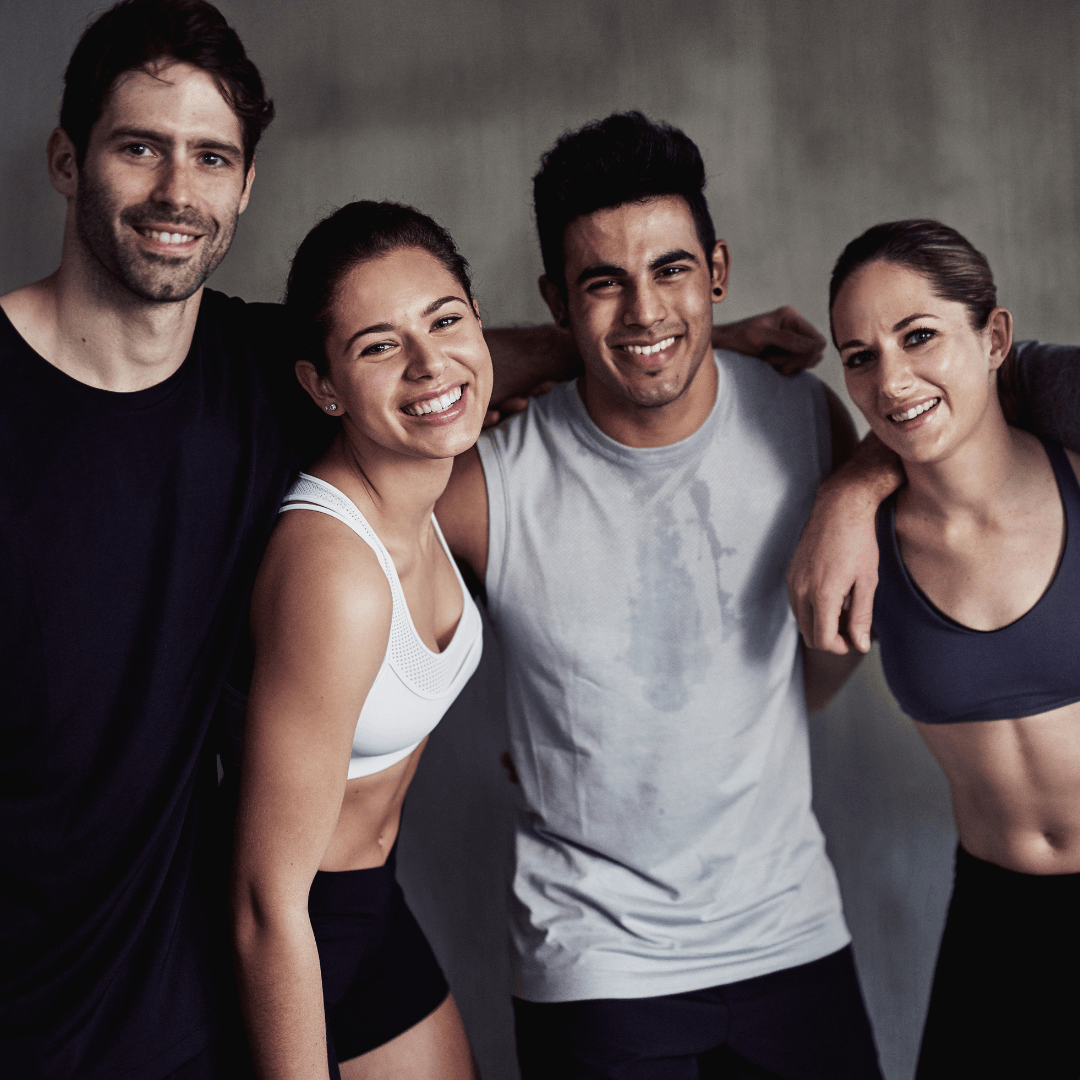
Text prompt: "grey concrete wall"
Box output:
[[4, 2, 1079, 1078]]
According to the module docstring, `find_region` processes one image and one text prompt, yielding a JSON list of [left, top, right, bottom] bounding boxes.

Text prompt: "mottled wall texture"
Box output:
[[3, 2, 1079, 1077]]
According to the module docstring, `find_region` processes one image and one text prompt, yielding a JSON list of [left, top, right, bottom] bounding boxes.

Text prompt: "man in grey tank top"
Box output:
[[437, 112, 881, 1078]]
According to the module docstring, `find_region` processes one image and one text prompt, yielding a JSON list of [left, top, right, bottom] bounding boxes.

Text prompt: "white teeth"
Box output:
[[623, 336, 676, 356], [145, 229, 196, 245], [890, 398, 940, 422], [403, 385, 463, 416]]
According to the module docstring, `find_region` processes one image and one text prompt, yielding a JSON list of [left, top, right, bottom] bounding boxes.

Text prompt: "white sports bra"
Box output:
[[279, 473, 483, 778]]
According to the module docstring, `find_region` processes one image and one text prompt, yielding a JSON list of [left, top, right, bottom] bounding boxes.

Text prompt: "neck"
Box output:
[[315, 433, 454, 550], [901, 399, 1037, 522], [579, 350, 718, 448], [0, 221, 203, 393]]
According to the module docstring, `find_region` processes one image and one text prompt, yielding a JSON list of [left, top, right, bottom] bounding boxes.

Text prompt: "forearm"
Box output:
[[787, 432, 904, 654], [484, 326, 581, 405], [234, 905, 330, 1080], [823, 429, 904, 501]]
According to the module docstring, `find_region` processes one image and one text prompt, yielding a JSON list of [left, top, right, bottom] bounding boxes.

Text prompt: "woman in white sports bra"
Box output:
[[231, 202, 489, 1080]]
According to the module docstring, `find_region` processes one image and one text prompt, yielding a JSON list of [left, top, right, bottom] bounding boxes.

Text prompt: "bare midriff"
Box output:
[[317, 736, 429, 872], [917, 701, 1080, 874]]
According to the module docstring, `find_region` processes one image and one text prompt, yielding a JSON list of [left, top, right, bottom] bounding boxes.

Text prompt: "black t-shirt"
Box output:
[[0, 290, 331, 1080]]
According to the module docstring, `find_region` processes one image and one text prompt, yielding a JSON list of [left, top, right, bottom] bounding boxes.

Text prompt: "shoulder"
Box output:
[[478, 380, 576, 462], [714, 348, 826, 407], [252, 507, 393, 657]]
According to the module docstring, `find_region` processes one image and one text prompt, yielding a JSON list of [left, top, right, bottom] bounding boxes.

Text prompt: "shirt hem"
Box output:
[[512, 921, 852, 1003]]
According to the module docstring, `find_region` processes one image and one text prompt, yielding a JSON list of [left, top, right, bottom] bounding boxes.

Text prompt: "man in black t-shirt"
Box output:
[[0, 4, 294, 1078]]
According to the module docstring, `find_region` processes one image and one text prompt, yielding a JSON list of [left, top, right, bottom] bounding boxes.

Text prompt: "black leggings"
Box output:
[[308, 845, 449, 1079], [916, 845, 1080, 1079]]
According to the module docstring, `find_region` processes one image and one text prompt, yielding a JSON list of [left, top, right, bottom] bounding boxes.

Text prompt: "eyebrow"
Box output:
[[575, 249, 699, 287], [838, 312, 939, 351], [107, 125, 243, 158], [344, 295, 469, 348]]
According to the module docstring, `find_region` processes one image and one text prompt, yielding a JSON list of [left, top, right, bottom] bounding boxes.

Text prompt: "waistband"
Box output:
[[956, 844, 1080, 886], [308, 843, 399, 916]]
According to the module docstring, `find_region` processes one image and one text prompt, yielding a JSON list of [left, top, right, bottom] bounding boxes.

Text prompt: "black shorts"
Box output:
[[916, 845, 1080, 1080], [308, 845, 449, 1078], [513, 945, 882, 1080]]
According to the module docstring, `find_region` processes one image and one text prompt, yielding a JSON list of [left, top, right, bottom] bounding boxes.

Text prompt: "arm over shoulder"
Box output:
[[1007, 341, 1080, 451]]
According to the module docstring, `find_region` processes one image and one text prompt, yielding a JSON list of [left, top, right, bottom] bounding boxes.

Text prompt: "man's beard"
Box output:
[[75, 173, 238, 303]]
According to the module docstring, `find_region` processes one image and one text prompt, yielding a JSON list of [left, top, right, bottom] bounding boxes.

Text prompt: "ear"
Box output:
[[986, 307, 1013, 373], [48, 128, 79, 199], [539, 275, 569, 329], [295, 358, 344, 416], [238, 161, 255, 215], [709, 240, 731, 305]]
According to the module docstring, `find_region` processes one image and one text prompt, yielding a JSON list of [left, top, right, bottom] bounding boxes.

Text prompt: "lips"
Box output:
[[402, 384, 464, 417]]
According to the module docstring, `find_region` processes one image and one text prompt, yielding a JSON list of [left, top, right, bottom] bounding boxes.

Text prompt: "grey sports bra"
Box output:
[[280, 473, 483, 777]]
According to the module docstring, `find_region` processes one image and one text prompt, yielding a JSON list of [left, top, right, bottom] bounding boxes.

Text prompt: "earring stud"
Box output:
[[326, 403, 338, 412]]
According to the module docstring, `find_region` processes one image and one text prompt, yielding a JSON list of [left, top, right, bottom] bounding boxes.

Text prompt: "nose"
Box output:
[[404, 334, 447, 381], [877, 345, 916, 402], [622, 278, 666, 330], [150, 155, 196, 211]]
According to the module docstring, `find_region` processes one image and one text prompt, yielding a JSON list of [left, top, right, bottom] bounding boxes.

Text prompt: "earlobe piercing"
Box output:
[[713, 287, 723, 296], [325, 404, 338, 412]]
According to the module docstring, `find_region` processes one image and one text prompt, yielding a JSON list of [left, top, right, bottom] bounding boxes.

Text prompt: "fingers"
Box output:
[[845, 574, 876, 654], [482, 409, 501, 429], [771, 305, 827, 351]]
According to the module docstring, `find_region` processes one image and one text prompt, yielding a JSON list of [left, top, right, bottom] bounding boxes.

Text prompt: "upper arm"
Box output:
[[436, 446, 490, 582], [823, 383, 858, 474], [232, 511, 392, 914], [1008, 341, 1080, 451]]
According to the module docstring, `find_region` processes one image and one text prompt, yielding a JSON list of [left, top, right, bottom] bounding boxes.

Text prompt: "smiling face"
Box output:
[[545, 195, 727, 422], [71, 62, 253, 303], [833, 259, 1010, 465], [306, 246, 492, 463]]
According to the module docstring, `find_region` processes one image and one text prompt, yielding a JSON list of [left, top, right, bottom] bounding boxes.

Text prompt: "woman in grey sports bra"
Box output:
[[231, 202, 488, 1080], [830, 220, 1080, 1079]]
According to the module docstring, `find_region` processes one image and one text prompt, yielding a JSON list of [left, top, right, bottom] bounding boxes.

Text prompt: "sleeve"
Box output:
[[245, 302, 339, 466], [1010, 341, 1080, 451]]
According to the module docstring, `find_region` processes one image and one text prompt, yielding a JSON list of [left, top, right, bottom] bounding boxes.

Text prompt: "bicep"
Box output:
[[233, 515, 391, 911], [436, 446, 490, 582]]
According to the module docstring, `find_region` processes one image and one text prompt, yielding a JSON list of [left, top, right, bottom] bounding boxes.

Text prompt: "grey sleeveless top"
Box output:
[[477, 351, 849, 1002]]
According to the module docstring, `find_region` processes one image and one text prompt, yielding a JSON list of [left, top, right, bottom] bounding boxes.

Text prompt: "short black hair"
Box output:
[[60, 0, 274, 170], [532, 111, 717, 291], [285, 200, 475, 376]]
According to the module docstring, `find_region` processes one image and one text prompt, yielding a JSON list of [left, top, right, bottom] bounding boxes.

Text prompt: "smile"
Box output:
[[620, 337, 677, 356], [137, 228, 199, 245], [889, 398, 940, 423], [402, 385, 463, 417]]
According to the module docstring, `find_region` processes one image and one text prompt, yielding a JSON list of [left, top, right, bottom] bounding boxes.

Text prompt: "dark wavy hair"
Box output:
[[829, 219, 1001, 344], [285, 200, 475, 375], [533, 111, 717, 292], [60, 0, 274, 169]]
